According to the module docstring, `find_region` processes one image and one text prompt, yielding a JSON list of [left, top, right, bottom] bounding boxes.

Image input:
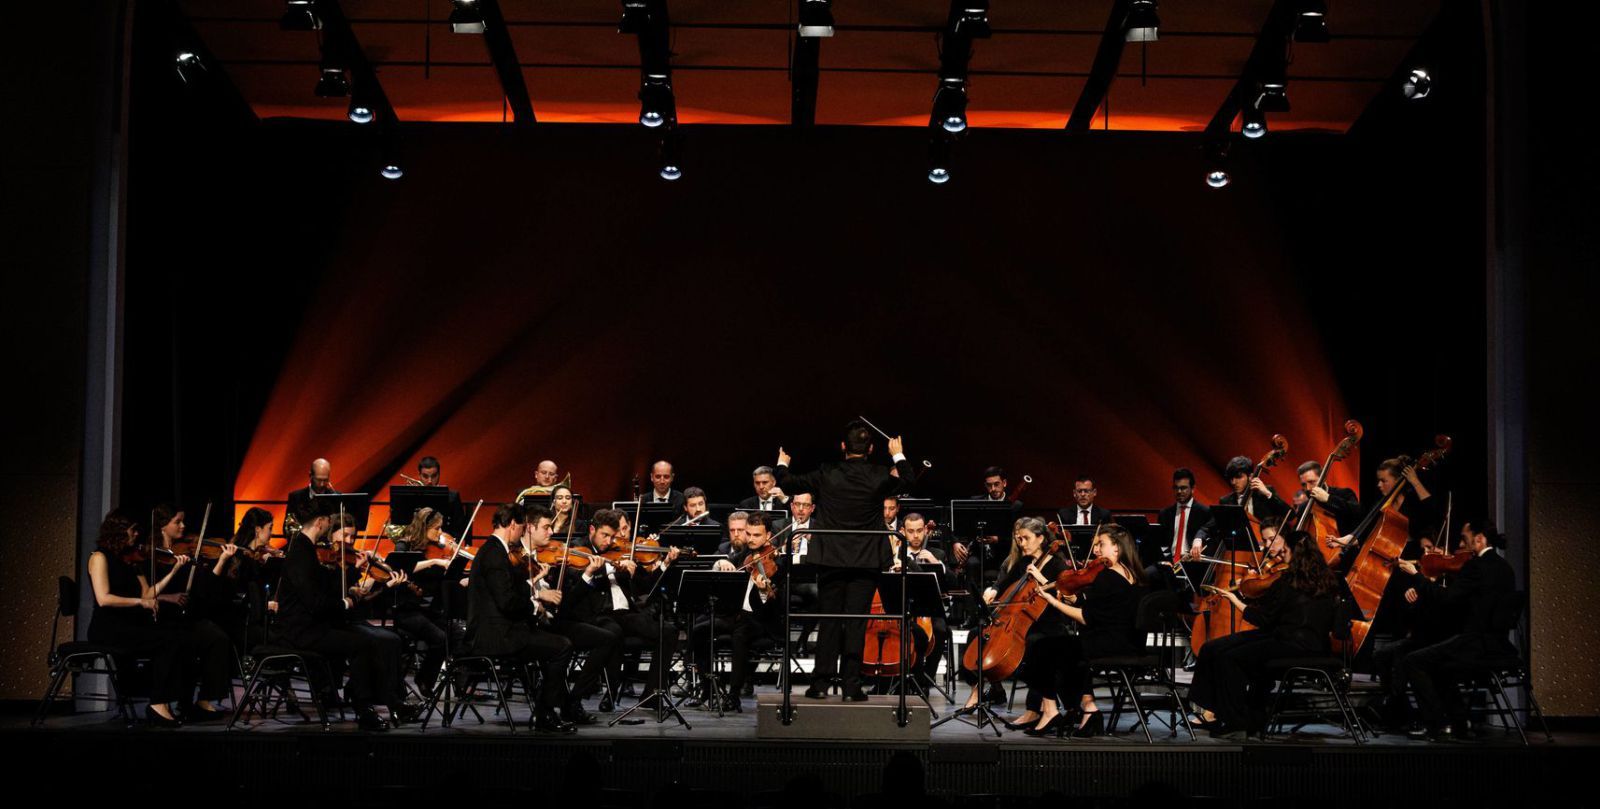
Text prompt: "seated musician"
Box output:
[[549, 484, 580, 535], [414, 455, 466, 532], [228, 506, 278, 649], [693, 511, 785, 711], [1373, 531, 1460, 731], [1034, 524, 1147, 737], [1219, 455, 1289, 524], [276, 502, 403, 731], [716, 511, 749, 556], [86, 511, 232, 726], [284, 457, 337, 536], [1393, 518, 1515, 741], [890, 512, 950, 688], [151, 502, 243, 687], [959, 518, 1067, 724], [1187, 533, 1342, 739], [647, 460, 686, 508], [566, 508, 681, 702], [1144, 468, 1210, 589], [739, 465, 789, 512], [385, 507, 463, 700], [883, 496, 900, 534], [519, 504, 621, 722], [463, 502, 576, 733], [669, 486, 718, 527]]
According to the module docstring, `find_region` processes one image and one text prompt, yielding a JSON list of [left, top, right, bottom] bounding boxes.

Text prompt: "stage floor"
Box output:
[[12, 687, 1590, 807]]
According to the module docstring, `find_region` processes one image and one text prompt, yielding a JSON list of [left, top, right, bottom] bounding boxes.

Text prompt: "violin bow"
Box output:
[[183, 501, 213, 595]]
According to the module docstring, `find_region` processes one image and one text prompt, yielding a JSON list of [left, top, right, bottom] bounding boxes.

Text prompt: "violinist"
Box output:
[[960, 517, 1068, 723], [150, 503, 238, 690], [328, 512, 410, 719], [1393, 519, 1515, 741], [1034, 524, 1147, 737], [275, 502, 401, 731], [1373, 532, 1459, 732], [387, 507, 461, 699], [284, 457, 337, 536], [464, 502, 576, 733], [230, 507, 278, 648], [525, 503, 622, 720], [86, 511, 232, 726], [1292, 460, 1362, 563], [566, 509, 680, 702], [670, 487, 718, 527], [647, 460, 686, 508], [694, 511, 785, 711], [1188, 533, 1343, 739]]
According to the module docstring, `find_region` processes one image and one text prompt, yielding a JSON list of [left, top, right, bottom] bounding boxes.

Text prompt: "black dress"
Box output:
[[1032, 567, 1144, 707], [1188, 576, 1338, 731], [984, 552, 1068, 712], [87, 552, 206, 704]]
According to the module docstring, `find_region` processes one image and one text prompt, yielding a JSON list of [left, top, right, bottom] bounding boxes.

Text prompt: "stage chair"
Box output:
[[1263, 598, 1367, 743], [1448, 591, 1553, 745], [1090, 588, 1197, 742], [33, 576, 137, 727]]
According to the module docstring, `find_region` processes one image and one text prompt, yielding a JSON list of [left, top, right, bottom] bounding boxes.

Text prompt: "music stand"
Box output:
[[390, 485, 452, 531], [949, 501, 1017, 543], [1056, 523, 1097, 563], [657, 525, 724, 557], [311, 491, 371, 527], [872, 571, 945, 717], [612, 501, 682, 533], [385, 551, 424, 576], [1206, 504, 1255, 554]]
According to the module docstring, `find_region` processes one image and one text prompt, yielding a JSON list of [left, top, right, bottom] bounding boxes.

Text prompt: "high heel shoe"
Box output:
[[1003, 714, 1040, 731], [1066, 711, 1104, 738], [1023, 714, 1069, 737], [145, 705, 182, 729]]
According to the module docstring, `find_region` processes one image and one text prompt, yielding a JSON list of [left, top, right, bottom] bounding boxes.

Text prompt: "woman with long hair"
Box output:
[[959, 517, 1069, 727]]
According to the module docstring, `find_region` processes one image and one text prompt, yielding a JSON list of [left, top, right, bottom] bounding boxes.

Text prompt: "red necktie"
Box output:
[[1173, 505, 1188, 564]]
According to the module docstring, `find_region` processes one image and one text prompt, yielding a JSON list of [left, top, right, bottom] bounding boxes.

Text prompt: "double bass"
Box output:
[[962, 538, 1066, 683], [1295, 420, 1364, 566], [1340, 435, 1452, 654], [1190, 435, 1290, 655]]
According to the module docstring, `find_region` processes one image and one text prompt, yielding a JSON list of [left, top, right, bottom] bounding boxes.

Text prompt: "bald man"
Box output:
[[534, 460, 560, 488], [285, 458, 338, 536], [645, 460, 685, 510]]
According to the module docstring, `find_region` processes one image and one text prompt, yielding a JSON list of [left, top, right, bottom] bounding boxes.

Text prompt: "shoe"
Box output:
[[1024, 715, 1069, 737], [356, 707, 389, 732], [986, 684, 1007, 706], [145, 705, 182, 729], [1068, 712, 1105, 739], [532, 709, 577, 734], [1003, 714, 1039, 731], [563, 701, 597, 726], [598, 694, 615, 712], [719, 694, 743, 713], [1187, 713, 1222, 732], [184, 703, 227, 723], [395, 702, 424, 725], [1405, 722, 1453, 742], [842, 687, 870, 702], [804, 683, 829, 700]]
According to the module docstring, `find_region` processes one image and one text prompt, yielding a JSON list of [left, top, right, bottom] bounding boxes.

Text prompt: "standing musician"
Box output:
[[1292, 460, 1363, 565], [86, 511, 232, 726], [1327, 456, 1437, 556], [464, 502, 576, 733], [414, 455, 466, 535], [275, 502, 403, 731], [694, 511, 785, 711], [1187, 533, 1343, 739], [670, 487, 719, 527], [740, 466, 789, 512], [1068, 476, 1112, 526], [520, 503, 621, 722], [1034, 524, 1147, 737], [284, 458, 337, 536], [1393, 518, 1515, 741], [960, 517, 1069, 726], [565, 509, 681, 702], [776, 421, 918, 701], [646, 460, 686, 509]]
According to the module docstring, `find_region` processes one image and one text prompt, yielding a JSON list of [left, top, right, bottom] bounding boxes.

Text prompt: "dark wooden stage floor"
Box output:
[[11, 688, 1590, 808]]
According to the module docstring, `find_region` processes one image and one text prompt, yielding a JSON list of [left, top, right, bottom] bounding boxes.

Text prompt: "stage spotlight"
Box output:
[[1125, 0, 1160, 43], [280, 0, 321, 31], [1206, 169, 1230, 188], [314, 66, 349, 98], [798, 0, 835, 39], [1294, 0, 1330, 43], [1205, 141, 1230, 188], [1255, 70, 1290, 113], [931, 81, 968, 133], [927, 139, 952, 184], [449, 0, 487, 34], [348, 100, 374, 124], [619, 0, 651, 34], [1241, 105, 1267, 139], [174, 51, 207, 85], [638, 75, 676, 128], [381, 164, 405, 180], [1402, 68, 1432, 100], [658, 134, 683, 181], [953, 3, 992, 39]]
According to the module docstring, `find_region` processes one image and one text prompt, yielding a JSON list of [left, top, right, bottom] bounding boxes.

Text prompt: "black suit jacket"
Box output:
[[645, 489, 687, 510], [1218, 488, 1289, 522], [1294, 486, 1361, 535], [1418, 549, 1515, 635], [775, 456, 919, 569], [464, 536, 536, 656], [738, 495, 789, 514], [276, 533, 344, 647], [1061, 504, 1114, 527], [1156, 501, 1212, 558]]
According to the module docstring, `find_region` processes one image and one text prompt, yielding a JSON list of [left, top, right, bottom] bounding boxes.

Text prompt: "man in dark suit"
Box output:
[[645, 460, 687, 510], [415, 455, 466, 537], [668, 487, 719, 528], [1395, 519, 1517, 740], [1290, 460, 1363, 568], [1065, 475, 1114, 527], [896, 512, 952, 687], [739, 465, 790, 513], [464, 502, 576, 733], [774, 421, 918, 700], [1215, 456, 1289, 528], [1146, 467, 1212, 590], [520, 504, 620, 723], [563, 509, 680, 700], [715, 511, 749, 556], [284, 457, 337, 536], [693, 511, 787, 711]]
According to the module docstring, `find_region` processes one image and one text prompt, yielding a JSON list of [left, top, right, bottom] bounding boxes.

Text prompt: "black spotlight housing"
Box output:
[[926, 138, 953, 185], [798, 0, 835, 39], [619, 0, 651, 33], [1204, 140, 1231, 189], [658, 132, 684, 181], [449, 0, 487, 34], [930, 80, 969, 134], [953, 2, 992, 39], [174, 51, 207, 86], [638, 75, 676, 128], [1241, 104, 1267, 139], [314, 65, 349, 97], [1125, 0, 1160, 43], [280, 0, 321, 31], [1402, 67, 1432, 100], [1294, 0, 1330, 43]]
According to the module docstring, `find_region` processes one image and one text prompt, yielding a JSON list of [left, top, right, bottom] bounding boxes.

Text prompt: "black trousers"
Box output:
[[89, 618, 222, 705], [815, 569, 878, 687], [393, 609, 449, 693], [496, 626, 574, 711], [297, 625, 398, 707], [592, 607, 678, 693], [1401, 632, 1509, 728], [1188, 629, 1307, 731], [689, 612, 776, 694], [549, 620, 622, 699]]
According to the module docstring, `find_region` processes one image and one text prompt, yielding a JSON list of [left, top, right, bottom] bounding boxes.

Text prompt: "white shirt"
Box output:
[[1077, 507, 1093, 525], [791, 519, 812, 559], [652, 490, 673, 503], [585, 562, 632, 612], [496, 533, 546, 617]]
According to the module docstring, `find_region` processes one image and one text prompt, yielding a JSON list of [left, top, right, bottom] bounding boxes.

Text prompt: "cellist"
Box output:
[[959, 517, 1068, 729]]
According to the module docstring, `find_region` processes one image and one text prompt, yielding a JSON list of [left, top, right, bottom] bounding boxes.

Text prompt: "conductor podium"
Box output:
[[755, 693, 931, 741]]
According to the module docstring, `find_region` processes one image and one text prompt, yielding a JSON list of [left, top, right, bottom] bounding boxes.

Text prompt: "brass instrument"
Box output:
[[516, 471, 572, 502]]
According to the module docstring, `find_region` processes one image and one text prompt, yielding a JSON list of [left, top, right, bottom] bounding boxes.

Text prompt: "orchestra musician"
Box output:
[[716, 511, 749, 556], [565, 508, 681, 703], [889, 512, 950, 688], [1292, 460, 1363, 565], [882, 496, 901, 534], [1219, 455, 1289, 525], [776, 422, 918, 701], [414, 455, 466, 535], [463, 502, 576, 733], [549, 484, 579, 535], [284, 458, 336, 536], [1188, 533, 1343, 739], [694, 511, 785, 711], [519, 504, 621, 721], [385, 507, 463, 699], [961, 517, 1068, 726], [150, 503, 239, 695], [646, 460, 686, 509], [1145, 468, 1210, 589], [1068, 476, 1112, 527], [86, 511, 232, 726], [739, 466, 789, 512], [670, 487, 719, 527], [1034, 523, 1147, 737]]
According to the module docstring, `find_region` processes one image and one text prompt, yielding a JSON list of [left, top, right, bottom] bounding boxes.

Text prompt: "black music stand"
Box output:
[[311, 491, 371, 526], [872, 571, 945, 717], [1055, 522, 1098, 564], [390, 485, 453, 531], [658, 525, 724, 557], [611, 501, 682, 533], [931, 512, 1008, 737], [675, 571, 752, 722], [1206, 505, 1256, 554]]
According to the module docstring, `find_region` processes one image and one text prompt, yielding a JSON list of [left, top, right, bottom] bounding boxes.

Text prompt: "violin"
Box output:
[[1419, 548, 1473, 579], [314, 540, 364, 568], [360, 553, 426, 598], [615, 536, 695, 566], [1054, 557, 1109, 596], [168, 536, 233, 561], [535, 541, 602, 569], [739, 544, 779, 579]]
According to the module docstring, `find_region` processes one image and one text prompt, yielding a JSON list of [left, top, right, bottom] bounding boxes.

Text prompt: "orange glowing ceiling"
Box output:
[[183, 0, 1438, 132]]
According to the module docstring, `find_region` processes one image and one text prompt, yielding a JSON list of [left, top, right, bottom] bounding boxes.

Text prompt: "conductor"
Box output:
[[775, 420, 918, 701]]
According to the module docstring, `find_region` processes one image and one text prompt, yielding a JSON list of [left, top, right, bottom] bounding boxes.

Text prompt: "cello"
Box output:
[[962, 538, 1066, 683], [1190, 435, 1290, 655], [1295, 420, 1364, 566], [1340, 435, 1452, 655]]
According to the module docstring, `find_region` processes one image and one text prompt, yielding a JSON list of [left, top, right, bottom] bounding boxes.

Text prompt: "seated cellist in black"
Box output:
[[1034, 523, 1147, 737], [275, 502, 400, 731], [1187, 532, 1342, 738], [960, 517, 1068, 725], [86, 511, 232, 727]]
